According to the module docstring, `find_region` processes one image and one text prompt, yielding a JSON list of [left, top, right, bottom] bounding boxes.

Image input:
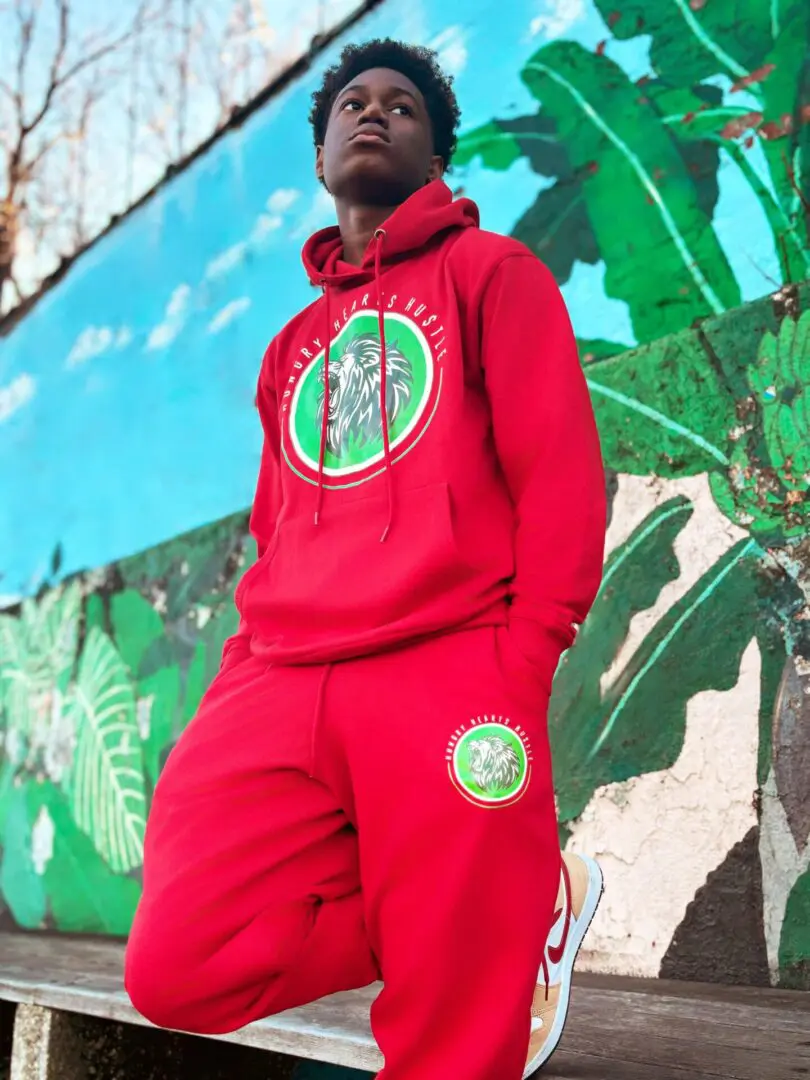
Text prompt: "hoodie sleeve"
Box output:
[[220, 343, 282, 673], [481, 254, 606, 693]]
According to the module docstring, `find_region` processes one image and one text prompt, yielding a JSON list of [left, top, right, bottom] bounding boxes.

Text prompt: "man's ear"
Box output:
[[315, 145, 325, 182], [427, 155, 444, 182]]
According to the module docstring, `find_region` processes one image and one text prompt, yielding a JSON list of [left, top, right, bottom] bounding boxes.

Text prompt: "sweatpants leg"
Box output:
[[125, 656, 378, 1034], [315, 627, 559, 1080]]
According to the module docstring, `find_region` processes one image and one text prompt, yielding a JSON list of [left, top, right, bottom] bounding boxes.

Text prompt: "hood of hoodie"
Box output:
[[302, 179, 479, 288]]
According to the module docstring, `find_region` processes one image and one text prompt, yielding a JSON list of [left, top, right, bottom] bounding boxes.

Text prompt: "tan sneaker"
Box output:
[[524, 853, 603, 1076]]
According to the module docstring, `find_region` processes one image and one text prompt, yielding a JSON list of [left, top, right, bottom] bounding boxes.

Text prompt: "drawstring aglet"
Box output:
[[379, 524, 390, 543], [314, 511, 320, 526]]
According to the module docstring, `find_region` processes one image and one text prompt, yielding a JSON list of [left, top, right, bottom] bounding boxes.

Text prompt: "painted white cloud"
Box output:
[[530, 0, 586, 39], [204, 189, 300, 282], [166, 283, 190, 318], [208, 297, 252, 334], [267, 188, 300, 214], [66, 326, 114, 368], [431, 26, 468, 77], [291, 187, 335, 239], [146, 284, 191, 351], [206, 241, 248, 281], [65, 324, 134, 368], [0, 373, 36, 423]]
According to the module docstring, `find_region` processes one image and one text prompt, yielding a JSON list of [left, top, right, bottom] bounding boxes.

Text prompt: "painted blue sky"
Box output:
[[0, 0, 782, 601]]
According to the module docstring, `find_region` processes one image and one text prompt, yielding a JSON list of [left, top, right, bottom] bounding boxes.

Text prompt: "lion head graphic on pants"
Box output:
[[317, 334, 413, 458], [467, 735, 522, 794]]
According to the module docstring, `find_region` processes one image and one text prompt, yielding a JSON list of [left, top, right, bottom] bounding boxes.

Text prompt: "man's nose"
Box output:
[[358, 101, 389, 127]]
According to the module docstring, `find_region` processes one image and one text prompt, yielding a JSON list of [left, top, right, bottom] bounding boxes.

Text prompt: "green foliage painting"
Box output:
[[0, 516, 250, 934], [456, 0, 809, 346]]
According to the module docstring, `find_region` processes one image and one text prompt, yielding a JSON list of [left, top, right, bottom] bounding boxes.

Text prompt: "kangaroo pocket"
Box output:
[[241, 481, 491, 651]]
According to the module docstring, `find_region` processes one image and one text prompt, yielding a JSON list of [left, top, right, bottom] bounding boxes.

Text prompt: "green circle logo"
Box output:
[[287, 310, 434, 481], [447, 720, 533, 808]]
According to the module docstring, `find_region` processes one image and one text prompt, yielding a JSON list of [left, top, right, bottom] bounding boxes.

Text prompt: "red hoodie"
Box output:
[[222, 180, 605, 692]]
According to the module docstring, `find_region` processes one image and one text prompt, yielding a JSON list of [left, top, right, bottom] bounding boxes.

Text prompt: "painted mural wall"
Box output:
[[1, 0, 809, 991]]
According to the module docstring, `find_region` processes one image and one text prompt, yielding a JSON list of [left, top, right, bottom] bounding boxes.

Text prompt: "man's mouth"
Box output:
[[350, 129, 390, 144]]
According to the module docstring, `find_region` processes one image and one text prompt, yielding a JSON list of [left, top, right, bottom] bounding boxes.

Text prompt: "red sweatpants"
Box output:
[[125, 626, 559, 1079]]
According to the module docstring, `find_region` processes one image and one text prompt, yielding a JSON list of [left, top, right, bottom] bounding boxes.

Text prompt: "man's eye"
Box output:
[[392, 104, 412, 116], [342, 100, 362, 112]]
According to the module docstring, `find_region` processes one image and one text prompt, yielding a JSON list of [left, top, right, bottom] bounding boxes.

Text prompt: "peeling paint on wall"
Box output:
[[570, 638, 760, 976]]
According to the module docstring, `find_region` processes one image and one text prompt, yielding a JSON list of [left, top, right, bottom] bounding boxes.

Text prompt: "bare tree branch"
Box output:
[[23, 1, 149, 136], [14, 0, 36, 125]]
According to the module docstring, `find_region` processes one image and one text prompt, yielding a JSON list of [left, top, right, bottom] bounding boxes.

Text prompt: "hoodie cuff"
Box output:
[[508, 615, 567, 695]]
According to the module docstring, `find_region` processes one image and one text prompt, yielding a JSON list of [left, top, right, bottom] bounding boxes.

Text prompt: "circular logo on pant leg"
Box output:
[[285, 310, 437, 486], [446, 717, 533, 808]]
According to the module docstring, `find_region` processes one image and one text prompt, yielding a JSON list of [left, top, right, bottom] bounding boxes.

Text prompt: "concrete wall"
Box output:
[[1, 0, 808, 989]]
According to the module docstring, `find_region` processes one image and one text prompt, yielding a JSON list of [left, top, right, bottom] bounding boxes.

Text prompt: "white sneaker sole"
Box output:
[[523, 854, 604, 1078]]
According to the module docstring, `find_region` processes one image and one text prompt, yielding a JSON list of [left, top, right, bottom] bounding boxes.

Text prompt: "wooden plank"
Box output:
[[1, 932, 809, 1079]]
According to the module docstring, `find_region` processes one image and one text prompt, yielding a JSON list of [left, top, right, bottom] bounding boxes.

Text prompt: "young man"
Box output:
[[126, 39, 606, 1080]]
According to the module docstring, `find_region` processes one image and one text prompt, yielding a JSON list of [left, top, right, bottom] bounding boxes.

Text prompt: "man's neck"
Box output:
[[336, 201, 398, 265]]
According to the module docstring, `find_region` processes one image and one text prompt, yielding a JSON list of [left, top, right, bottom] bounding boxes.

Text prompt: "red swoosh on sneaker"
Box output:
[[547, 923, 567, 965], [547, 860, 574, 966]]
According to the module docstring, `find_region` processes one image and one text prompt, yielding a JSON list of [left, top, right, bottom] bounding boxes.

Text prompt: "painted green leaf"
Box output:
[[67, 627, 146, 873], [454, 113, 568, 177], [551, 498, 692, 821], [182, 640, 207, 727], [754, 312, 810, 480], [593, 0, 773, 86], [200, 602, 240, 689], [137, 665, 181, 787], [754, 4, 810, 225], [0, 782, 46, 928], [28, 780, 141, 935], [643, 80, 723, 221], [585, 327, 736, 477], [83, 593, 107, 635], [454, 120, 522, 171], [110, 589, 167, 679], [512, 174, 600, 284], [521, 41, 741, 341], [709, 311, 810, 543], [552, 531, 760, 824], [760, 4, 810, 280], [643, 80, 723, 124], [577, 339, 628, 363], [118, 513, 247, 622], [0, 758, 13, 840], [0, 583, 80, 743], [779, 864, 810, 989]]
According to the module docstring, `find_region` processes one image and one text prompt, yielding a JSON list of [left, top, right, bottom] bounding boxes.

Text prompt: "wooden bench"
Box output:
[[1, 931, 809, 1079]]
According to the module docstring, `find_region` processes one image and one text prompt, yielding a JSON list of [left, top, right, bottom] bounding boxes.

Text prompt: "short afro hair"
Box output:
[[309, 39, 461, 167]]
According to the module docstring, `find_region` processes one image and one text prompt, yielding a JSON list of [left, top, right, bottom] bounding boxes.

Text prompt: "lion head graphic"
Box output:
[[317, 333, 414, 458], [467, 735, 522, 794]]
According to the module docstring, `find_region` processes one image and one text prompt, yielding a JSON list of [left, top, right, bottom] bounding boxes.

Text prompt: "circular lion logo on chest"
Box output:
[[286, 310, 436, 486], [447, 720, 533, 808]]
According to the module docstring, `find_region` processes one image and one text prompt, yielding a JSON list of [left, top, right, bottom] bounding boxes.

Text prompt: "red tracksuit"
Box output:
[[125, 180, 605, 1079]]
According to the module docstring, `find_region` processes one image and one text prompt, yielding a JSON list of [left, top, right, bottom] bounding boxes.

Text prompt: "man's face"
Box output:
[[316, 67, 444, 205]]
